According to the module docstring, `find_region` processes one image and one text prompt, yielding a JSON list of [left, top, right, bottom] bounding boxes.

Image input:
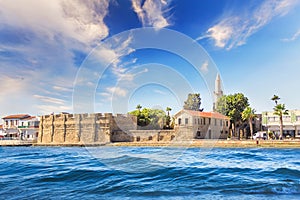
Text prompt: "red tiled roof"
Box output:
[[2, 114, 31, 119], [178, 109, 229, 120], [21, 116, 37, 120]]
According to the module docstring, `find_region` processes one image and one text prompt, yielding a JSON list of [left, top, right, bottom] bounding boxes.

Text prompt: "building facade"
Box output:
[[262, 110, 300, 139], [174, 109, 230, 139], [2, 114, 39, 140]]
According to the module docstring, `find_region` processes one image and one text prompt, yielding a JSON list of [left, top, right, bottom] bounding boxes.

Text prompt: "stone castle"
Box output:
[[38, 112, 183, 145], [38, 113, 137, 145]]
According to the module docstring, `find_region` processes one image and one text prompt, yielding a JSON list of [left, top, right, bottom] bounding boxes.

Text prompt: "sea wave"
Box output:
[[0, 147, 299, 199]]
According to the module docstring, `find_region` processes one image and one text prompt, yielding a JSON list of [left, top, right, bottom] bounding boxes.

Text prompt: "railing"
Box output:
[[18, 126, 29, 128]]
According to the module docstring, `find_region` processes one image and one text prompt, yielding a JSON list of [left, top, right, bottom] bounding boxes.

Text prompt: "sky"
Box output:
[[0, 0, 300, 118]]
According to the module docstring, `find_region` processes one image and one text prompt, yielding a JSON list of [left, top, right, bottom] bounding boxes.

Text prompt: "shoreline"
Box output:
[[108, 140, 300, 148], [1, 139, 298, 148]]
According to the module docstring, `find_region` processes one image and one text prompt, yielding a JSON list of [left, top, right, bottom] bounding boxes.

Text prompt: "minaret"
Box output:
[[213, 73, 223, 111]]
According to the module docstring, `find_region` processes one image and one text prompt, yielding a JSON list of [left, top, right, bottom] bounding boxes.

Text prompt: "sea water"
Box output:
[[0, 146, 299, 199]]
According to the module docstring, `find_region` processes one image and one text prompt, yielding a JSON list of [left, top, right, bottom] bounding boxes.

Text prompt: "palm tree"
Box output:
[[165, 107, 172, 128], [271, 95, 280, 105], [274, 104, 289, 140], [136, 104, 142, 113], [271, 95, 288, 140], [166, 107, 172, 116], [242, 106, 256, 140]]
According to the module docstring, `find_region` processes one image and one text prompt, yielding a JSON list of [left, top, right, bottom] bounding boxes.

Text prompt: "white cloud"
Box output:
[[132, 0, 172, 29], [198, 0, 299, 50], [53, 86, 73, 92], [0, 0, 110, 46], [282, 29, 300, 42], [0, 75, 38, 117], [154, 89, 167, 95], [0, 0, 113, 115], [200, 60, 209, 73], [106, 87, 127, 97], [33, 95, 66, 105], [35, 105, 72, 115]]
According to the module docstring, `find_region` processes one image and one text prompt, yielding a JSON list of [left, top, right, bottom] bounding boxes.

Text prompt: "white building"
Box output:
[[174, 109, 230, 139], [2, 114, 40, 140], [0, 124, 5, 139], [262, 110, 300, 139]]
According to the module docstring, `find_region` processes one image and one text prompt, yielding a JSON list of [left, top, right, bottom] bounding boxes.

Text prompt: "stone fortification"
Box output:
[[38, 112, 228, 146], [38, 113, 137, 145]]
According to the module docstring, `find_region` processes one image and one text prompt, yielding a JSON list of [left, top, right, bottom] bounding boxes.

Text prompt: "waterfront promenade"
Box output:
[[0, 140, 35, 147], [1, 139, 300, 148], [109, 139, 300, 148]]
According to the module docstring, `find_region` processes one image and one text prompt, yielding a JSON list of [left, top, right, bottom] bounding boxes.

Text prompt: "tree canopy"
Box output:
[[129, 106, 166, 129], [216, 93, 249, 123], [216, 93, 249, 137], [183, 93, 204, 111]]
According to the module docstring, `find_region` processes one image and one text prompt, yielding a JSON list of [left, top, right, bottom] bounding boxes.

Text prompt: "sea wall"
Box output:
[[111, 130, 178, 142], [38, 113, 137, 145]]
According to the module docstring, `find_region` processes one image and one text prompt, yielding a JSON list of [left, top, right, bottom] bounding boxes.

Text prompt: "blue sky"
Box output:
[[0, 0, 300, 118]]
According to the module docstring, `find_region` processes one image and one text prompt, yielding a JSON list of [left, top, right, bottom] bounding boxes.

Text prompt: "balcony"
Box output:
[[18, 126, 29, 128]]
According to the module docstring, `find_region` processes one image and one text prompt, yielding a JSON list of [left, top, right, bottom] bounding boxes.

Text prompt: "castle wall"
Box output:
[[38, 113, 137, 145], [111, 130, 178, 142]]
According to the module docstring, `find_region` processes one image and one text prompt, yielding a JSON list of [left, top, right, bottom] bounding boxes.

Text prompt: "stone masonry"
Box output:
[[38, 113, 137, 145]]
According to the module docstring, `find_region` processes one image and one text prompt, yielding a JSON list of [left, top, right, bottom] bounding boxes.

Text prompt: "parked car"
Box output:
[[253, 131, 267, 140]]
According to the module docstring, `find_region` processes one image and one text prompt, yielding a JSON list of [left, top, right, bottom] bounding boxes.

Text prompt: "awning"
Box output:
[[3, 129, 19, 134], [0, 132, 7, 136]]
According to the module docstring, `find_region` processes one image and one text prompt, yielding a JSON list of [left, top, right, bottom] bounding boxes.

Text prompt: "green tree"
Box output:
[[166, 107, 172, 116], [129, 107, 166, 129], [165, 107, 172, 128], [136, 104, 142, 113], [242, 106, 256, 140], [216, 93, 249, 138], [183, 93, 204, 111], [271, 95, 288, 139]]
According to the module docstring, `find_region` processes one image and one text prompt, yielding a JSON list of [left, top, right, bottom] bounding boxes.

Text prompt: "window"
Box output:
[[208, 118, 211, 125], [198, 118, 200, 124], [203, 118, 206, 125], [283, 116, 291, 122], [195, 119, 197, 124], [269, 117, 279, 122], [226, 121, 228, 127], [171, 135, 175, 140], [185, 118, 188, 125], [200, 118, 203, 125], [298, 130, 300, 135], [148, 136, 153, 141], [5, 121, 8, 126], [214, 119, 217, 126], [178, 118, 181, 125], [136, 136, 140, 142]]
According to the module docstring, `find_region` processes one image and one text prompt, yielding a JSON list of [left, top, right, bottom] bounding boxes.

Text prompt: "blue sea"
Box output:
[[0, 146, 299, 200]]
